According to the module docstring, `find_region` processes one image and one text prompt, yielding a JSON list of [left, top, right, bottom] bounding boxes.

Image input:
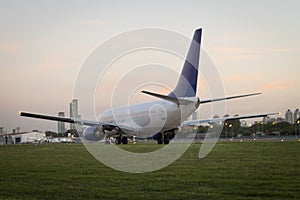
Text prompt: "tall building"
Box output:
[[76, 114, 83, 134], [70, 99, 79, 130], [58, 112, 66, 134], [285, 109, 294, 124], [70, 99, 78, 118], [294, 109, 300, 122]]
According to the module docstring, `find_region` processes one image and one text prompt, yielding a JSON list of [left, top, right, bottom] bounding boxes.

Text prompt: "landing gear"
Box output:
[[116, 136, 122, 144], [153, 130, 177, 144], [157, 133, 163, 144], [121, 136, 128, 144], [115, 136, 128, 144], [164, 133, 170, 144]]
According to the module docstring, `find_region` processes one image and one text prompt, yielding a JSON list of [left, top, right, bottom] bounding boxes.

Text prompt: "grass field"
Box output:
[[0, 142, 299, 199]]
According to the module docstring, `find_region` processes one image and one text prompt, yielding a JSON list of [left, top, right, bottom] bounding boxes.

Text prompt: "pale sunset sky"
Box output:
[[0, 0, 299, 132]]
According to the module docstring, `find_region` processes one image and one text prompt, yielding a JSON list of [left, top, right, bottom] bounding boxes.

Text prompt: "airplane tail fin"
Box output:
[[169, 28, 202, 98]]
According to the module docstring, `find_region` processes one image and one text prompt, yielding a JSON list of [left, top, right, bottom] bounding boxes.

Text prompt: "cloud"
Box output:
[[263, 81, 294, 91], [220, 34, 250, 41], [220, 47, 248, 54], [223, 74, 258, 82], [208, 46, 294, 62], [79, 19, 104, 25], [0, 43, 21, 53], [210, 46, 294, 54], [268, 48, 293, 53], [219, 32, 279, 42], [34, 56, 76, 71]]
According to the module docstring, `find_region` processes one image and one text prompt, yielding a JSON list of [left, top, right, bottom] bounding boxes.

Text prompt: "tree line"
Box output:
[[197, 118, 300, 138], [45, 129, 79, 137]]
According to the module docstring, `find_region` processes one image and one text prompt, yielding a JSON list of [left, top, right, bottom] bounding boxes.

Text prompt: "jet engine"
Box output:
[[83, 126, 105, 141]]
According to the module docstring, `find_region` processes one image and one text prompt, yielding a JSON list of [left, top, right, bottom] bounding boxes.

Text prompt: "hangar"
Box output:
[[11, 131, 46, 144]]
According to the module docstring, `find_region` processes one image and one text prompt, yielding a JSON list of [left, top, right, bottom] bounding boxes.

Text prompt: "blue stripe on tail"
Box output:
[[169, 28, 202, 97]]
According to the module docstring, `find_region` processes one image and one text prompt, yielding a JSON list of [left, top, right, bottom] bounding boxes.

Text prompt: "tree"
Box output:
[[222, 118, 241, 138], [65, 129, 79, 137], [45, 131, 58, 137]]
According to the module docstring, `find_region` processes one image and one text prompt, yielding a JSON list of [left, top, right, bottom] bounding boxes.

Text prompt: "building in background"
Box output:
[[58, 112, 66, 134], [263, 116, 269, 124], [263, 116, 276, 124], [69, 99, 83, 133], [294, 109, 300, 122], [11, 131, 46, 144], [276, 117, 284, 122], [70, 99, 78, 130], [285, 109, 294, 124], [16, 127, 20, 133]]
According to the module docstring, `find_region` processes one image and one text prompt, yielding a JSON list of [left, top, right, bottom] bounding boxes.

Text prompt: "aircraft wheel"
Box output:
[[122, 136, 128, 144], [157, 133, 163, 144], [164, 133, 170, 144], [116, 136, 122, 144]]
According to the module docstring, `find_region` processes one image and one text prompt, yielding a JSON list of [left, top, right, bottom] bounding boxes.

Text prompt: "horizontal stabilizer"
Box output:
[[200, 92, 261, 104], [142, 90, 194, 105]]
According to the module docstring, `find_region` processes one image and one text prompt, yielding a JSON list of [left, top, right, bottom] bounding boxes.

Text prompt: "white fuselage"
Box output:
[[99, 97, 199, 137]]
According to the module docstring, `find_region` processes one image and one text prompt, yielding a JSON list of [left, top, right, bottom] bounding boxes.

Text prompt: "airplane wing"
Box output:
[[20, 111, 100, 126], [182, 112, 279, 126], [19, 111, 135, 134]]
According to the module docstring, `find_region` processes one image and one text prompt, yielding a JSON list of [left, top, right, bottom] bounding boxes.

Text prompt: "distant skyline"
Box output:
[[1, 1, 299, 132]]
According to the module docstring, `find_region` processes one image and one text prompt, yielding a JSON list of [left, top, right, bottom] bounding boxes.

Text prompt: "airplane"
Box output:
[[19, 28, 278, 145]]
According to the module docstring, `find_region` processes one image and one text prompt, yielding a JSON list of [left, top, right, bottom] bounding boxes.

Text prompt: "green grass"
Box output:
[[0, 142, 299, 199]]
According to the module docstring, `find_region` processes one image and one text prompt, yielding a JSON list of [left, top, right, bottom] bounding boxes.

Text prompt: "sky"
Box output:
[[0, 0, 299, 132]]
